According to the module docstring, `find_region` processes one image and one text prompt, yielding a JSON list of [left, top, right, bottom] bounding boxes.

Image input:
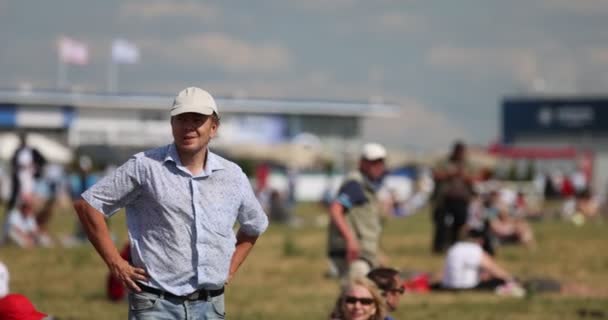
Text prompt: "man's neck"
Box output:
[[177, 147, 208, 176], [361, 172, 382, 190]]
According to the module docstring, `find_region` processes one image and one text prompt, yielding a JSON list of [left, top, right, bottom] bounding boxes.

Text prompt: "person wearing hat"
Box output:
[[0, 261, 49, 320], [73, 87, 269, 319], [0, 294, 49, 320], [328, 143, 388, 280]]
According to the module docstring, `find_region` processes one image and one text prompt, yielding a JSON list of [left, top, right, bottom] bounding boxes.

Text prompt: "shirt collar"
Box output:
[[164, 143, 225, 176], [164, 143, 181, 165], [362, 172, 385, 192], [205, 150, 225, 173]]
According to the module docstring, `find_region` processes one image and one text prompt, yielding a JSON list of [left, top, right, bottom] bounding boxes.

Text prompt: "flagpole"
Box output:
[[57, 57, 67, 90], [107, 58, 117, 93]]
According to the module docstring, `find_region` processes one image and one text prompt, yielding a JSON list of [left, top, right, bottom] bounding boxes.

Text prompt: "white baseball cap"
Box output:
[[361, 143, 387, 161], [170, 87, 219, 116], [0, 261, 9, 298]]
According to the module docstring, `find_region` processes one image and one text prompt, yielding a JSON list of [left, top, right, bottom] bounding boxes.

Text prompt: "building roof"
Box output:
[[0, 89, 400, 118]]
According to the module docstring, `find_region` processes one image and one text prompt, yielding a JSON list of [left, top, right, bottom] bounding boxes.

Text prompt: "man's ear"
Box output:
[[209, 121, 219, 138]]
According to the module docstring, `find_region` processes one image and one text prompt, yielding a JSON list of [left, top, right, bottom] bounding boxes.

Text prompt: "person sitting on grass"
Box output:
[[330, 277, 386, 320], [485, 190, 535, 247], [366, 267, 404, 320], [1, 195, 41, 248], [437, 229, 524, 295], [562, 189, 601, 225]]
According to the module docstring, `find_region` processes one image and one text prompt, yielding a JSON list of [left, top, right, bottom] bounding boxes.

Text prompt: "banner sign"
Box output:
[[502, 97, 608, 143]]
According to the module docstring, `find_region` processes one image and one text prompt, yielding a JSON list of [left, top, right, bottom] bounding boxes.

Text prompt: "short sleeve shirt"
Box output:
[[81, 144, 268, 295]]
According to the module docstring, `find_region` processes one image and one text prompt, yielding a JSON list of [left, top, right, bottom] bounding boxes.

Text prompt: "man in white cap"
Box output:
[[74, 87, 268, 319], [328, 142, 388, 279]]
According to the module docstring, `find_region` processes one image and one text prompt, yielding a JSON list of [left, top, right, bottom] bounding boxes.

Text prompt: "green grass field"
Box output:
[[1, 202, 607, 319]]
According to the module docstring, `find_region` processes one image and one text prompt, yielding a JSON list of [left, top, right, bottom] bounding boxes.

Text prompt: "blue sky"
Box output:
[[1, 0, 608, 150]]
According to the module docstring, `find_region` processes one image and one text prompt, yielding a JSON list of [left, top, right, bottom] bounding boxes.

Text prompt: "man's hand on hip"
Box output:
[[109, 258, 149, 293]]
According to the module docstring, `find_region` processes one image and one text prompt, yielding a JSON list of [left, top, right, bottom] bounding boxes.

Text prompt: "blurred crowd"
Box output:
[[321, 140, 605, 320], [1, 132, 606, 320], [0, 133, 114, 249]]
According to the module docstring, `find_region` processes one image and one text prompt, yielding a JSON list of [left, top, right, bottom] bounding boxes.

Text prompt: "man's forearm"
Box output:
[[227, 230, 259, 283], [73, 199, 122, 268], [329, 202, 356, 243]]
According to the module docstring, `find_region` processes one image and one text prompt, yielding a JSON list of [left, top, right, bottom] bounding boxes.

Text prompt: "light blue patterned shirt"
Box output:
[[81, 144, 268, 295]]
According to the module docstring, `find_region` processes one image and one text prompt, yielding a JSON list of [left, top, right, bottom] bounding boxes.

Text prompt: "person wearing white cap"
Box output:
[[74, 87, 268, 319], [328, 142, 388, 280]]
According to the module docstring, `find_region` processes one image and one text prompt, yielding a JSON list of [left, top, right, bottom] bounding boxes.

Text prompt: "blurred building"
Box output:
[[501, 96, 608, 196], [0, 89, 398, 166]]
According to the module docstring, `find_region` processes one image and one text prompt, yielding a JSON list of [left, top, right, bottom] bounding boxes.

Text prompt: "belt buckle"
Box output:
[[186, 290, 206, 301]]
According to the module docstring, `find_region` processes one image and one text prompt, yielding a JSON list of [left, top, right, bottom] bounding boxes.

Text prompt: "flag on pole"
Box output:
[[58, 36, 89, 65], [111, 39, 140, 64]]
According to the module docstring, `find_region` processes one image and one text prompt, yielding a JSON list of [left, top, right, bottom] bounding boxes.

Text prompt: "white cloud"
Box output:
[[426, 45, 584, 93], [141, 33, 292, 73], [541, 0, 608, 14], [194, 71, 345, 98], [427, 46, 532, 70], [373, 12, 425, 33], [428, 45, 536, 81], [190, 33, 291, 72], [120, 0, 220, 21], [363, 97, 470, 149], [287, 0, 356, 11]]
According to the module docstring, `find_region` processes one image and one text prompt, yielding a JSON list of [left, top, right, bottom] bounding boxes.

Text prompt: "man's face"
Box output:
[[384, 275, 404, 312], [454, 145, 467, 162], [362, 159, 386, 181], [171, 112, 217, 155]]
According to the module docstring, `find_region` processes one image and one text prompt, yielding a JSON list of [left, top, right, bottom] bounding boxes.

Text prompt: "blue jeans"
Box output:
[[128, 291, 226, 320]]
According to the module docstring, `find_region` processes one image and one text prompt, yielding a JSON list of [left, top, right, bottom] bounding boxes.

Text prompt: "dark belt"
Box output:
[[138, 283, 224, 301]]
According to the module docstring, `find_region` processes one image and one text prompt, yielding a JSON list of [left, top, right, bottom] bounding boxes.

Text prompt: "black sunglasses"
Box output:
[[345, 296, 375, 305]]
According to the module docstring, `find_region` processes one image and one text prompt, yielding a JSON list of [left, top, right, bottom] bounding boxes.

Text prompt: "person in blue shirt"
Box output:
[[73, 87, 268, 320]]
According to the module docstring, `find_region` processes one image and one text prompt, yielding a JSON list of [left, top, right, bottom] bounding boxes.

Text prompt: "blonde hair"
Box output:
[[330, 277, 386, 320]]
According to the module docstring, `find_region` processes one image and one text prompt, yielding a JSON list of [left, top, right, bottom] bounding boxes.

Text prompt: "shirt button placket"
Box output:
[[191, 178, 203, 284]]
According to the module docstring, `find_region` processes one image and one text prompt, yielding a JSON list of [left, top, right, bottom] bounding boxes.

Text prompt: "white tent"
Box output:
[[0, 133, 74, 164]]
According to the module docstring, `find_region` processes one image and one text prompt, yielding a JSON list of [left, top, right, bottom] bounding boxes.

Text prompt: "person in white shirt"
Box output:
[[440, 229, 516, 290], [2, 195, 39, 248]]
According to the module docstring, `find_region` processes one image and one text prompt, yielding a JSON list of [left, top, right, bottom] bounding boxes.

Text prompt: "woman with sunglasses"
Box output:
[[330, 277, 386, 320]]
